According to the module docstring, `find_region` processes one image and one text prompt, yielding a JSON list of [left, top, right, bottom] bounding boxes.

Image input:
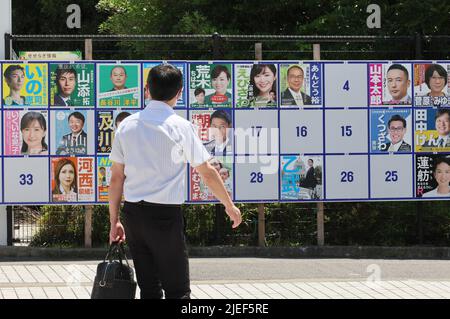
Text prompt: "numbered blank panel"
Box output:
[[370, 155, 413, 198], [325, 109, 368, 153], [4, 158, 49, 203], [324, 63, 368, 107], [325, 155, 369, 199], [235, 156, 279, 200], [234, 110, 278, 155], [280, 109, 323, 154]]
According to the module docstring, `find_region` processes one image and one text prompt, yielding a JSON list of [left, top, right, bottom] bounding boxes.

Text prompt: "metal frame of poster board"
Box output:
[[0, 60, 448, 205]]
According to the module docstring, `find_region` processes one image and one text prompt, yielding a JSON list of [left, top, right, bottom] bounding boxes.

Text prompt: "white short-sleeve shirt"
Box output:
[[109, 100, 211, 204]]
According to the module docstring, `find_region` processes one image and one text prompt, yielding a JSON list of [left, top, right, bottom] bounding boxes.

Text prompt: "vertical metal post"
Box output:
[[313, 43, 325, 246], [257, 204, 266, 247], [84, 38, 93, 60], [313, 44, 321, 60], [211, 32, 227, 244], [254, 42, 266, 246], [7, 206, 12, 246], [317, 203, 325, 246], [414, 33, 422, 60], [4, 33, 11, 60], [85, 206, 93, 248], [84, 38, 93, 248], [255, 43, 262, 60], [212, 32, 222, 60]]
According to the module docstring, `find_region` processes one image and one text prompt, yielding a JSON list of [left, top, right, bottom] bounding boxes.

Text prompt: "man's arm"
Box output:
[[195, 161, 242, 228], [108, 162, 126, 243]]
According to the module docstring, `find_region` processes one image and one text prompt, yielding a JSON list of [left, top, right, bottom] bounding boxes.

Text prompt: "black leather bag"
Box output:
[[91, 242, 137, 299]]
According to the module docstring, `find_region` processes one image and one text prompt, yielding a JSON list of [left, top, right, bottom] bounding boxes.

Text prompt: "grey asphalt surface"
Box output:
[[2, 258, 450, 283]]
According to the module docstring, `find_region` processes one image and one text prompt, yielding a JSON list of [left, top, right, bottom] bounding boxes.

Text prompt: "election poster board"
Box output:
[[0, 60, 448, 204]]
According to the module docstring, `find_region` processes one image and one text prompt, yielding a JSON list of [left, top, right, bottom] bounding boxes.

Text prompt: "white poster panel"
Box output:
[[325, 155, 369, 199], [280, 109, 323, 154], [370, 154, 413, 198], [4, 157, 49, 203], [324, 63, 368, 107], [234, 110, 278, 155], [235, 155, 278, 200], [325, 109, 368, 153]]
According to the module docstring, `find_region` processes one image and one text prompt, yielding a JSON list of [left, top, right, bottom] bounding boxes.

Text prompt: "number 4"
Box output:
[[343, 80, 350, 91]]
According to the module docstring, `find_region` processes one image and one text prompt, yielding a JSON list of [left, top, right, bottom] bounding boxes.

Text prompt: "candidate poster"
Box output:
[[143, 62, 186, 107], [190, 156, 233, 201], [234, 63, 277, 108], [190, 109, 233, 156], [413, 63, 449, 107], [4, 110, 48, 155], [189, 63, 232, 108], [97, 110, 137, 154], [51, 110, 94, 156], [416, 154, 450, 198], [415, 108, 450, 152], [369, 63, 412, 106], [280, 155, 323, 200], [97, 63, 141, 108], [50, 63, 95, 107], [2, 63, 48, 107], [97, 156, 112, 202], [51, 157, 95, 202], [370, 109, 412, 153], [279, 63, 322, 107]]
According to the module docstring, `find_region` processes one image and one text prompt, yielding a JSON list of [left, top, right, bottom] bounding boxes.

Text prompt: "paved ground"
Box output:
[[1, 258, 450, 299]]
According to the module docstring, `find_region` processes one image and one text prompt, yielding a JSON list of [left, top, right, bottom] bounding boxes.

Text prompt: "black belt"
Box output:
[[126, 200, 181, 208]]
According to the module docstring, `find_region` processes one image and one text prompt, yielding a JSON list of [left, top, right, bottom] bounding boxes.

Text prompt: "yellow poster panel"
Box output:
[[415, 130, 450, 152], [2, 63, 48, 107]]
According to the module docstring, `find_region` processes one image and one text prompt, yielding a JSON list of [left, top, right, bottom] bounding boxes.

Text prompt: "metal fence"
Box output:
[[5, 33, 450, 60]]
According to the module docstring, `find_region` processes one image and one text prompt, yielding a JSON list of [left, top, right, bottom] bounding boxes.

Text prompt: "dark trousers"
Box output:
[[122, 201, 190, 299]]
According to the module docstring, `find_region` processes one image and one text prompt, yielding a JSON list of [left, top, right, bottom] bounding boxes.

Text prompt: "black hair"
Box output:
[[115, 111, 131, 127], [110, 65, 127, 76], [433, 157, 450, 173], [4, 65, 24, 80], [387, 64, 409, 80], [425, 64, 447, 89], [435, 108, 450, 121], [194, 88, 205, 96], [55, 66, 77, 93], [56, 66, 77, 81], [388, 114, 407, 128], [147, 64, 183, 101], [211, 65, 231, 80], [68, 111, 85, 124], [249, 64, 277, 97], [210, 110, 232, 126], [20, 111, 48, 153]]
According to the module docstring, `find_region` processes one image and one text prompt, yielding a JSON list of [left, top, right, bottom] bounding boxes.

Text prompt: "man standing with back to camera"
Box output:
[[108, 64, 242, 299]]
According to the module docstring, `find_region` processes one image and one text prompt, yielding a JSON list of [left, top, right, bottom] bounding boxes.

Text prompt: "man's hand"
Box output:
[[225, 205, 242, 228], [109, 221, 126, 244]]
